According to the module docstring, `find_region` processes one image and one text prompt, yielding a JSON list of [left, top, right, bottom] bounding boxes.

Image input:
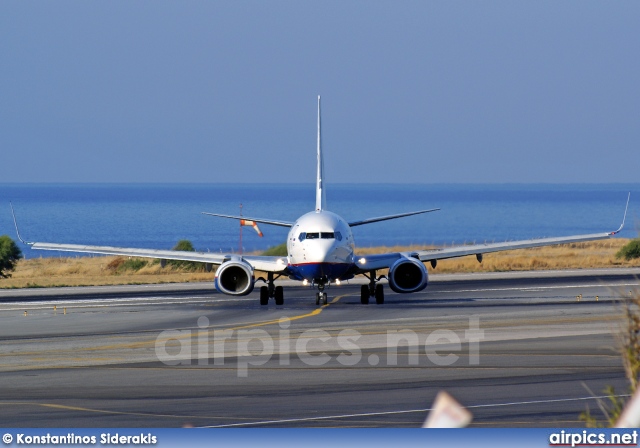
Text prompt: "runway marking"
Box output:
[[201, 394, 631, 428], [2, 280, 635, 311], [0, 401, 245, 421], [0, 294, 348, 369], [444, 282, 638, 294], [0, 296, 247, 312], [1, 393, 627, 425]]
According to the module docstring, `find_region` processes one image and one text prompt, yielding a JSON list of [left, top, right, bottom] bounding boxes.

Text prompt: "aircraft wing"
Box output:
[[31, 242, 228, 263], [29, 242, 288, 273], [354, 230, 617, 272], [11, 203, 289, 274], [355, 193, 629, 271], [414, 231, 616, 262]]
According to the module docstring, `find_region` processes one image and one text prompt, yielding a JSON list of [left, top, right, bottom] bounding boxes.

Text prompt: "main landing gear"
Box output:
[[360, 270, 384, 305], [259, 272, 284, 306]]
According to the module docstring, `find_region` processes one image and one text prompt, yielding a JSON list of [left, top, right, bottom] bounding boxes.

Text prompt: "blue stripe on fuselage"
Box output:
[[288, 262, 353, 282]]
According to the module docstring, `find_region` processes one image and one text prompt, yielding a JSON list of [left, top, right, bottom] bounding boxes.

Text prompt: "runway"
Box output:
[[0, 268, 639, 428]]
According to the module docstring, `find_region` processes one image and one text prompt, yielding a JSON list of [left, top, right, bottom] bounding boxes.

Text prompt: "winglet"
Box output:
[[315, 95, 326, 212], [611, 192, 631, 235], [9, 202, 33, 245]]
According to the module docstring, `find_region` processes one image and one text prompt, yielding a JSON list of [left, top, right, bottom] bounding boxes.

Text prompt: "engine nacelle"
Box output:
[[214, 260, 255, 296], [388, 257, 428, 294]]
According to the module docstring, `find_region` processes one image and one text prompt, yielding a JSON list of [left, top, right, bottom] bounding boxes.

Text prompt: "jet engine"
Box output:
[[214, 260, 255, 296], [388, 256, 428, 293]]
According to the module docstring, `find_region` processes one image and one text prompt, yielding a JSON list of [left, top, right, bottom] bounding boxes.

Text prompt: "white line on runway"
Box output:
[[201, 394, 630, 428], [4, 281, 637, 311], [448, 282, 638, 294], [0, 296, 255, 311]]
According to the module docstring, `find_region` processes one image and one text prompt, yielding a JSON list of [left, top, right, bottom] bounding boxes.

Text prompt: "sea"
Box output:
[[0, 183, 637, 259]]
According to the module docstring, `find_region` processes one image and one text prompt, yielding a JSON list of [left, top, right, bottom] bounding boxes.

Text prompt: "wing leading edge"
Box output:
[[11, 202, 286, 272], [29, 242, 287, 273], [355, 193, 630, 272]]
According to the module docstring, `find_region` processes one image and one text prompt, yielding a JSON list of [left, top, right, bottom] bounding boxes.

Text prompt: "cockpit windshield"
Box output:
[[299, 232, 340, 241]]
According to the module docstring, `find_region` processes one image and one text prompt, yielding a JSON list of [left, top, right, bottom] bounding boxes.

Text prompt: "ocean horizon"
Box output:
[[1, 183, 637, 259]]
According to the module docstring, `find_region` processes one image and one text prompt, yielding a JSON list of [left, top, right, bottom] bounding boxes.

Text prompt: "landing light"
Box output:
[[358, 257, 366, 264], [336, 279, 341, 285], [303, 279, 309, 286]]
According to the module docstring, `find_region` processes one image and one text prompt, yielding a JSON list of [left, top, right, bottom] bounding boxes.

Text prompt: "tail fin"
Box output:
[[315, 95, 326, 211]]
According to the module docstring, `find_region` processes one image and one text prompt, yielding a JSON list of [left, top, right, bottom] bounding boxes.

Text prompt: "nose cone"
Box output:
[[304, 239, 335, 263], [291, 240, 352, 282], [302, 239, 352, 264]]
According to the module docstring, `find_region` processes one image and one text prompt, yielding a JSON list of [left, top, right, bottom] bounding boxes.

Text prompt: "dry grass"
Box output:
[[1, 256, 212, 288], [1, 239, 639, 289]]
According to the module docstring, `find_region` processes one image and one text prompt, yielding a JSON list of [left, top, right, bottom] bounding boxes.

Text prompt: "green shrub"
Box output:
[[262, 242, 288, 256], [172, 240, 195, 252], [166, 239, 204, 271], [616, 239, 640, 260], [0, 235, 22, 279]]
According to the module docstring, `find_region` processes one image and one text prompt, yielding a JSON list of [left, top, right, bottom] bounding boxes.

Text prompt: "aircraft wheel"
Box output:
[[260, 286, 269, 306], [375, 284, 384, 305], [322, 292, 328, 305], [315, 292, 320, 306], [275, 286, 284, 306], [360, 285, 370, 305]]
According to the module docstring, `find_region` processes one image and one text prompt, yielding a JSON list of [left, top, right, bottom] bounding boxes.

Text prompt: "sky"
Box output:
[[1, 1, 639, 184]]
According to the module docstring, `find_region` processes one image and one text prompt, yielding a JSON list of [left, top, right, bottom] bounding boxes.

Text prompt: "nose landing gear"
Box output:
[[315, 283, 328, 306]]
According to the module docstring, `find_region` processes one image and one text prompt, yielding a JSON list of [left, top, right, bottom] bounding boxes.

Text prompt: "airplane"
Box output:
[[10, 96, 630, 306]]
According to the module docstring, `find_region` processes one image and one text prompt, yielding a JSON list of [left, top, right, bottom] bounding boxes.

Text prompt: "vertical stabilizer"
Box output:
[[315, 95, 326, 211]]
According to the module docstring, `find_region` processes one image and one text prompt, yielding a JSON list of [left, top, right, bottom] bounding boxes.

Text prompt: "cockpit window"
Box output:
[[300, 232, 340, 241]]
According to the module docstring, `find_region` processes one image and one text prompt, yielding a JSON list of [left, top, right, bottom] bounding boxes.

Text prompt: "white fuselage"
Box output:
[[285, 210, 356, 283]]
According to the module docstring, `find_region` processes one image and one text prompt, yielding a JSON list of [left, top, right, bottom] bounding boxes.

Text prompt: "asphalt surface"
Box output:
[[0, 268, 639, 428]]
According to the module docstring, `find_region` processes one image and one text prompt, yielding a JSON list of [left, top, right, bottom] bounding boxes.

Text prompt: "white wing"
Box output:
[[355, 194, 629, 271], [30, 242, 288, 273], [354, 230, 618, 271], [415, 231, 616, 262]]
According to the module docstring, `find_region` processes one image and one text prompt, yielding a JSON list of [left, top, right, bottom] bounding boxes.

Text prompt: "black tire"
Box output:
[[322, 292, 328, 305], [315, 292, 320, 306], [260, 286, 269, 306], [360, 285, 370, 305], [274, 286, 284, 306], [375, 284, 384, 305]]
